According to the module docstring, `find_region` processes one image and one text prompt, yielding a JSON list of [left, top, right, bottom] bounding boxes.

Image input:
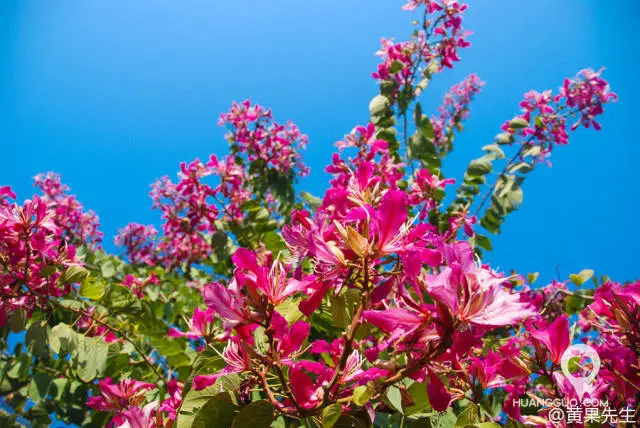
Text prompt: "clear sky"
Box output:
[[2, 0, 639, 286]]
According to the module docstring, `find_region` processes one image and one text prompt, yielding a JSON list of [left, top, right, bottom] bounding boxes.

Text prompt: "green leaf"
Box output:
[[178, 390, 238, 428], [61, 265, 89, 284], [565, 294, 587, 315], [569, 269, 594, 286], [474, 234, 492, 251], [476, 423, 502, 428], [509, 117, 529, 130], [6, 354, 29, 380], [270, 416, 286, 428], [79, 277, 106, 300], [405, 381, 431, 416], [76, 336, 108, 382], [414, 103, 423, 127], [527, 272, 539, 285], [496, 132, 515, 145], [509, 187, 523, 207], [26, 320, 49, 357], [322, 404, 343, 428], [100, 261, 116, 278], [29, 372, 52, 402], [482, 144, 505, 159], [39, 264, 56, 278], [352, 384, 374, 407], [467, 158, 492, 176], [276, 298, 303, 324], [507, 161, 533, 174], [8, 309, 27, 333], [522, 144, 542, 157], [103, 285, 142, 313], [253, 326, 269, 354], [330, 294, 348, 328], [418, 117, 435, 141], [231, 401, 274, 428], [49, 323, 78, 356], [149, 335, 185, 357], [428, 409, 457, 428], [369, 95, 391, 117], [415, 78, 429, 96], [300, 191, 322, 210], [334, 412, 370, 428], [386, 385, 403, 414], [455, 402, 479, 427], [388, 60, 404, 74]]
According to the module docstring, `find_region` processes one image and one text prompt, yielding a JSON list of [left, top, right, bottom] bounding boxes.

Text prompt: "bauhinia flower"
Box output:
[[168, 307, 215, 340], [87, 378, 155, 413], [232, 248, 310, 306], [193, 338, 251, 390], [424, 241, 536, 327], [527, 314, 570, 364]]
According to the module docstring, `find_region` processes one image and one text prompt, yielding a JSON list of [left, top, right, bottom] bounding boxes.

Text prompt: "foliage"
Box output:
[[0, 1, 634, 428]]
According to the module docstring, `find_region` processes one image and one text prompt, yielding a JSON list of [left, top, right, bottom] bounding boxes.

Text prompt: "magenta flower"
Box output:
[[427, 370, 452, 412], [34, 172, 103, 247], [202, 281, 250, 329], [193, 338, 251, 390], [115, 223, 158, 266], [168, 308, 214, 340], [363, 308, 435, 344], [271, 312, 310, 362], [116, 401, 160, 428], [232, 248, 310, 306], [425, 242, 536, 327], [289, 364, 324, 409], [87, 378, 155, 413], [527, 314, 570, 364], [158, 380, 183, 421]]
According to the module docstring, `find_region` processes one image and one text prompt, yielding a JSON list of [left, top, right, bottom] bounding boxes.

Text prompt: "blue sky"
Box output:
[[2, 0, 639, 286]]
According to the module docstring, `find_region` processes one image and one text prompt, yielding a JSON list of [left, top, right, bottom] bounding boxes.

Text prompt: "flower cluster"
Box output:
[[34, 172, 102, 248], [176, 122, 544, 419], [2, 2, 629, 426], [219, 100, 309, 177], [431, 73, 484, 148], [0, 188, 79, 326], [148, 161, 219, 269], [116, 101, 308, 269], [373, 0, 471, 89], [121, 273, 159, 298], [501, 68, 617, 161], [87, 378, 184, 427], [114, 223, 159, 266]]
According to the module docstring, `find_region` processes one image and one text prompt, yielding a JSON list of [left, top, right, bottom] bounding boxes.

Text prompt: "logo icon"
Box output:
[[560, 344, 600, 400]]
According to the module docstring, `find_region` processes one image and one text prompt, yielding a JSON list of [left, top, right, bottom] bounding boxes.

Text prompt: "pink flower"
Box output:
[[193, 338, 251, 390], [527, 314, 570, 364], [168, 308, 214, 340], [232, 248, 309, 305], [430, 74, 484, 149], [289, 364, 324, 409], [159, 380, 183, 421], [371, 190, 410, 254], [363, 308, 430, 343], [87, 378, 156, 413], [116, 401, 160, 428], [33, 172, 102, 248], [271, 312, 310, 361], [115, 223, 158, 265], [202, 281, 249, 329], [425, 242, 536, 327], [0, 186, 16, 201], [427, 370, 452, 412]]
